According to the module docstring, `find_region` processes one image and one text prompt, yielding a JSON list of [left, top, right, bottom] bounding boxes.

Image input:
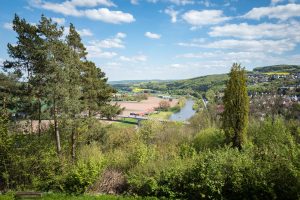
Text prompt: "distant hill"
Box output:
[[111, 64, 300, 97], [109, 79, 170, 85], [253, 65, 300, 73]]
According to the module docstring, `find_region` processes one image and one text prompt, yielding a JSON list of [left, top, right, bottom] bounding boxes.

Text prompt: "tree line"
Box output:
[[1, 14, 121, 160]]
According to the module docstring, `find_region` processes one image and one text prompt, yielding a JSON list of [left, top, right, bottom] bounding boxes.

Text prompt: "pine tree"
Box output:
[[5, 14, 119, 158], [222, 63, 249, 150], [38, 15, 66, 154], [5, 14, 41, 131], [66, 24, 86, 162]]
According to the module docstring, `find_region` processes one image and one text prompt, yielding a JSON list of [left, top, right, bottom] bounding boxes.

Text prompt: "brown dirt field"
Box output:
[[113, 96, 178, 116]]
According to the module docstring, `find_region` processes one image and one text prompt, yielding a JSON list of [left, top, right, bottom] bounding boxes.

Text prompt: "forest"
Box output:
[[0, 15, 300, 200]]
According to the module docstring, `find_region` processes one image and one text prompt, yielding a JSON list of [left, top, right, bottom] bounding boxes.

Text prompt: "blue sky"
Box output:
[[1, 0, 300, 81]]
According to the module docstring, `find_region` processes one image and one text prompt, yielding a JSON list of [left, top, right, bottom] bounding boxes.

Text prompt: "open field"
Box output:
[[148, 111, 173, 119], [114, 96, 178, 116], [263, 72, 290, 75]]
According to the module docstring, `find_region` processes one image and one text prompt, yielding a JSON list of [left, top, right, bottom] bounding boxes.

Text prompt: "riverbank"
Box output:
[[169, 99, 196, 121]]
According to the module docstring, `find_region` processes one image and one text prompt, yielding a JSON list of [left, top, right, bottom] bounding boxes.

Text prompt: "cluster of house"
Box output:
[[247, 72, 300, 85]]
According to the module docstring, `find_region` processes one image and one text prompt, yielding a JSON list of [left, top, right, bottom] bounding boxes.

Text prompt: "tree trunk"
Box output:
[[38, 97, 42, 136], [71, 126, 76, 163], [53, 98, 61, 154]]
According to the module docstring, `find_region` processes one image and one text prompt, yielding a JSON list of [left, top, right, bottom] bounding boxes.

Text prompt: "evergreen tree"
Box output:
[[5, 14, 42, 126], [222, 63, 249, 150], [0, 112, 11, 190], [82, 61, 117, 117], [4, 14, 118, 158], [66, 24, 86, 162], [66, 23, 87, 59], [37, 15, 66, 154]]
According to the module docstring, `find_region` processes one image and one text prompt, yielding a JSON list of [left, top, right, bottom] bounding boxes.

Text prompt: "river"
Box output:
[[169, 99, 196, 121]]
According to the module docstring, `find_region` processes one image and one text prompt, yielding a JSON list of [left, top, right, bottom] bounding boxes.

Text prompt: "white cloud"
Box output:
[[147, 0, 194, 5], [165, 7, 179, 23], [203, 39, 295, 54], [177, 51, 267, 63], [52, 17, 65, 25], [116, 32, 127, 38], [120, 54, 147, 62], [182, 10, 230, 26], [169, 0, 194, 5], [271, 0, 284, 5], [85, 33, 127, 58], [64, 27, 93, 37], [209, 22, 300, 41], [243, 3, 300, 20], [177, 38, 206, 47], [200, 0, 215, 7], [130, 0, 139, 4], [77, 28, 93, 36], [86, 45, 117, 58], [3, 22, 13, 30], [69, 0, 116, 7], [30, 0, 135, 24], [31, 0, 82, 16], [145, 32, 161, 39], [0, 58, 4, 67], [88, 32, 126, 49], [106, 62, 121, 67], [83, 8, 135, 24], [170, 63, 184, 68]]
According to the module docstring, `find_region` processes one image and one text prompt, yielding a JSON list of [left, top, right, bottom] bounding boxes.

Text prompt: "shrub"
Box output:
[[63, 144, 105, 194], [157, 101, 170, 111], [193, 128, 225, 152]]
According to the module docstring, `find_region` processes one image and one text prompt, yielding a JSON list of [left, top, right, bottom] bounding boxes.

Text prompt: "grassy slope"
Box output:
[[113, 65, 300, 96], [253, 64, 300, 73], [148, 111, 173, 120]]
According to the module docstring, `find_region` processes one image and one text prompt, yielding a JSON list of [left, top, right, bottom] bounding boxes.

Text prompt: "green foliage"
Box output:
[[192, 99, 204, 111], [0, 193, 158, 200], [253, 64, 300, 73], [3, 14, 117, 157], [100, 104, 123, 120], [188, 110, 216, 133], [64, 144, 105, 195], [0, 131, 60, 191], [1, 16, 300, 199], [193, 128, 225, 152], [222, 63, 249, 149], [169, 97, 186, 113], [0, 115, 11, 190]]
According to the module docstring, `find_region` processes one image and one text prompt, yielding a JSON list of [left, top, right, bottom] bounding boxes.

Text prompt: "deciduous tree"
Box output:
[[222, 63, 249, 150]]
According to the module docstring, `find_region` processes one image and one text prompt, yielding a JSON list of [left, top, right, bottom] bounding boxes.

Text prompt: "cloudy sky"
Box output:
[[1, 0, 300, 81]]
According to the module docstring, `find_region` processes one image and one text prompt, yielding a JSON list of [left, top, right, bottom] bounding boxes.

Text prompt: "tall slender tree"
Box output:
[[37, 15, 66, 153], [65, 24, 86, 162], [5, 14, 42, 132], [222, 63, 249, 150]]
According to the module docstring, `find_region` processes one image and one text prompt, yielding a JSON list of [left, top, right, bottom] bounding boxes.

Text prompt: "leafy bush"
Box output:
[[63, 144, 105, 195], [193, 128, 225, 152]]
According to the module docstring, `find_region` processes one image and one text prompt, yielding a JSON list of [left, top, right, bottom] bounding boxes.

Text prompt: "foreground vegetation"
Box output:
[[0, 193, 157, 200], [0, 14, 299, 200], [1, 108, 300, 199]]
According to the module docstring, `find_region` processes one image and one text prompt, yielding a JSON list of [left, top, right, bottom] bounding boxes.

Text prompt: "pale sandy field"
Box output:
[[16, 97, 178, 133], [114, 96, 178, 116]]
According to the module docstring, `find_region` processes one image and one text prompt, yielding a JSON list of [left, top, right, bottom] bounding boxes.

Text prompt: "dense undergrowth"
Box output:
[[1, 110, 300, 199]]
